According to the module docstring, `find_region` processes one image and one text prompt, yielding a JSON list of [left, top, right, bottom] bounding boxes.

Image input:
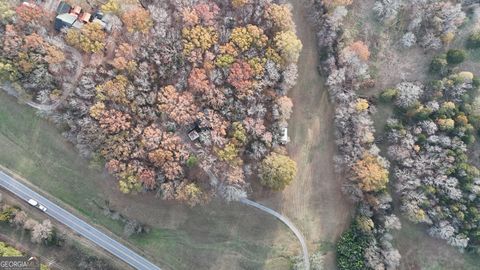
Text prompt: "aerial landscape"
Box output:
[[1, 0, 480, 269]]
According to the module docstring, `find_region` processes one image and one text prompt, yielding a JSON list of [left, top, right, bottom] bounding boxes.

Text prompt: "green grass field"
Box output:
[[0, 91, 295, 270]]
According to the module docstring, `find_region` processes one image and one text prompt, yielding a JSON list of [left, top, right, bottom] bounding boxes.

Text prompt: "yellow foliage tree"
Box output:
[[264, 4, 294, 31], [455, 114, 468, 126], [356, 216, 374, 233], [274, 30, 302, 63], [118, 173, 142, 194], [232, 0, 250, 8], [176, 183, 204, 207], [101, 0, 120, 14], [95, 75, 129, 104], [65, 22, 106, 53], [216, 142, 239, 163], [324, 0, 353, 8], [354, 98, 369, 112], [259, 153, 297, 190], [89, 102, 106, 119], [182, 25, 218, 54], [438, 118, 455, 130], [230, 25, 268, 52], [353, 153, 388, 192], [0, 242, 22, 256]]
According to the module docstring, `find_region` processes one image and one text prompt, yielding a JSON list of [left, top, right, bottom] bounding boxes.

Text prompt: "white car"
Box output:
[[280, 127, 289, 144], [38, 204, 47, 212], [28, 198, 38, 207], [27, 198, 47, 212]]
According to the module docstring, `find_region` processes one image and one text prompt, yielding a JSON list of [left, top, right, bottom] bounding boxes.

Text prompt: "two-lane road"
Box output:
[[0, 170, 161, 270]]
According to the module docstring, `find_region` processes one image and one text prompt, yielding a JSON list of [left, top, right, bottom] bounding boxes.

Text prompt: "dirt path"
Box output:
[[253, 1, 354, 268]]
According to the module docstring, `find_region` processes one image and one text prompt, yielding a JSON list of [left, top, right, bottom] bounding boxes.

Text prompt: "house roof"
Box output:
[[56, 13, 77, 25], [72, 5, 82, 14], [72, 20, 84, 29], [56, 1, 71, 14], [79, 12, 91, 23]]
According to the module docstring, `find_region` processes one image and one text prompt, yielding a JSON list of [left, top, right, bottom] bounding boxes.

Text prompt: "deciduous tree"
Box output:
[[65, 23, 106, 53], [259, 153, 297, 190], [264, 4, 294, 31], [227, 61, 253, 97], [274, 30, 302, 63], [122, 8, 153, 34], [353, 153, 388, 192], [157, 85, 198, 125]]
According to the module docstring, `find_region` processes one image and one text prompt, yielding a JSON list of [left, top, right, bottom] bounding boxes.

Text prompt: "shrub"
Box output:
[[430, 55, 447, 73], [473, 77, 480, 89], [446, 49, 466, 65], [336, 221, 371, 270], [379, 88, 398, 102], [467, 32, 480, 49], [186, 155, 199, 168]]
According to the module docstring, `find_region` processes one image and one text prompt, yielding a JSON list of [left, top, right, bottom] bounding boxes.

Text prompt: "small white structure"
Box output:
[[188, 130, 200, 141], [280, 127, 289, 144]]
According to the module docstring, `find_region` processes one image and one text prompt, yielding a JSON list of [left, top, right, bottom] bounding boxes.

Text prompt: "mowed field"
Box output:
[[251, 1, 354, 269], [0, 91, 299, 270]]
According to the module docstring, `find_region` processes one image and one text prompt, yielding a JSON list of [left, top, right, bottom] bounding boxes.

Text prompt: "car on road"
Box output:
[[38, 204, 47, 212], [28, 198, 38, 206], [27, 198, 47, 212]]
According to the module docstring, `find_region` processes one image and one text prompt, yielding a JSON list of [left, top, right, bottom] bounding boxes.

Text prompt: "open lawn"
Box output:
[[250, 1, 354, 269], [0, 91, 298, 270]]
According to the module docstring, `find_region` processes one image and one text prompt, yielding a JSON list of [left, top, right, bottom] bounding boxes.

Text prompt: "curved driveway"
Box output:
[[239, 198, 310, 270], [0, 170, 161, 270]]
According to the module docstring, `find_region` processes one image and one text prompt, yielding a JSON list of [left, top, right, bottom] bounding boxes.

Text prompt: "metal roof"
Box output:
[[56, 1, 71, 15], [56, 13, 77, 25]]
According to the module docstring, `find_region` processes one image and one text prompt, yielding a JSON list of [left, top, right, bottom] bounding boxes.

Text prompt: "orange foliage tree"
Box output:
[[148, 132, 189, 180], [348, 41, 370, 61], [112, 43, 136, 71], [99, 109, 131, 134], [353, 153, 389, 192], [264, 4, 294, 31], [188, 68, 211, 94], [122, 8, 153, 33], [157, 85, 198, 125]]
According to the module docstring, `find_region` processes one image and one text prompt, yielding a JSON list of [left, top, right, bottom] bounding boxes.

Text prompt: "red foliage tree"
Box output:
[[138, 168, 156, 189], [3, 25, 21, 56], [193, 3, 219, 25], [188, 68, 211, 94], [106, 159, 122, 174], [227, 61, 253, 98], [148, 133, 189, 180], [157, 85, 198, 125], [15, 2, 44, 24], [141, 125, 162, 150]]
